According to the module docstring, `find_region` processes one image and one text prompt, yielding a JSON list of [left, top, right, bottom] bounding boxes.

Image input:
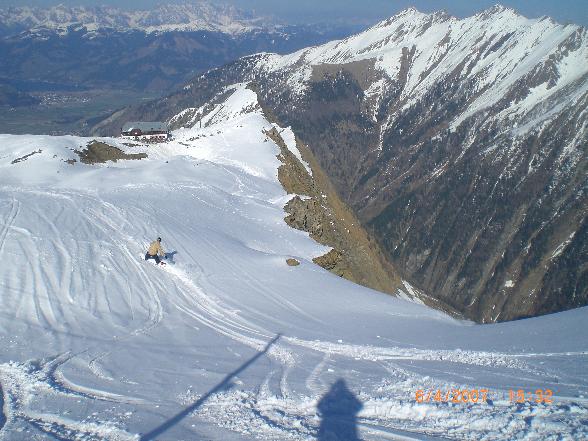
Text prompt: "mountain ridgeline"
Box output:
[[93, 7, 588, 322]]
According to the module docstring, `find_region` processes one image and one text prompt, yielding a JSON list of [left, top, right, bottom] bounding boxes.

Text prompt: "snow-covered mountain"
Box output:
[[95, 5, 588, 323], [0, 2, 266, 36], [252, 5, 586, 127], [1, 83, 587, 440]]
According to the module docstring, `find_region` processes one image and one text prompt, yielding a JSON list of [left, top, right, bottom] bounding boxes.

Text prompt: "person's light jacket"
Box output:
[[148, 240, 164, 257]]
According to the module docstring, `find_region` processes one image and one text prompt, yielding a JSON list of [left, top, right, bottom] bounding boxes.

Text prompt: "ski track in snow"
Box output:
[[0, 379, 6, 434], [0, 358, 139, 440], [159, 249, 588, 440], [0, 85, 586, 440], [0, 191, 166, 440], [0, 198, 19, 256]]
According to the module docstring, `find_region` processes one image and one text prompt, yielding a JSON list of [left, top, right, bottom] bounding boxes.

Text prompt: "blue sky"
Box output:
[[1, 1, 587, 27]]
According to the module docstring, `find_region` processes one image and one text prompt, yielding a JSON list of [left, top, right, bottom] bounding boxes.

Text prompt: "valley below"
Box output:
[[0, 88, 158, 135]]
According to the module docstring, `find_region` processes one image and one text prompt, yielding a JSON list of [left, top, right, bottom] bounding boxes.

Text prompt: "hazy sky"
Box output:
[[1, 0, 586, 27]]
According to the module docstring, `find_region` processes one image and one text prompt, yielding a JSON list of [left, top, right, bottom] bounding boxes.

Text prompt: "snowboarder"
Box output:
[[145, 237, 166, 265]]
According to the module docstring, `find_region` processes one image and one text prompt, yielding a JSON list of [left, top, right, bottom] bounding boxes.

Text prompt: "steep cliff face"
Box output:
[[163, 88, 416, 305], [94, 7, 588, 322], [264, 126, 407, 301]]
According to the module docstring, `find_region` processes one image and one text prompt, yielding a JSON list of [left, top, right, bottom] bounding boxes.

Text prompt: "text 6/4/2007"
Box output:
[[415, 389, 489, 403], [415, 389, 554, 404]]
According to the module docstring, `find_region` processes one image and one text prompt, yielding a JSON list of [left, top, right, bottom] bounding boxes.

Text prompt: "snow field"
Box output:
[[0, 85, 586, 440]]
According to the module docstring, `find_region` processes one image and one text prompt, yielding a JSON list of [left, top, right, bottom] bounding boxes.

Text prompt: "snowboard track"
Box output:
[[0, 358, 138, 441], [0, 190, 165, 439]]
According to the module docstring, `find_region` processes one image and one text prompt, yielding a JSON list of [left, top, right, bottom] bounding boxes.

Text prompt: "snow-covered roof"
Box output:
[[122, 121, 168, 133]]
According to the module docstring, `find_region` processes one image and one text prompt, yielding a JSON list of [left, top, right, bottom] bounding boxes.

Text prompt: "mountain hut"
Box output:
[[121, 122, 171, 142]]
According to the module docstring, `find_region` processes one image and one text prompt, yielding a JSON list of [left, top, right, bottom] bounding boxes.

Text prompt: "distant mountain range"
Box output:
[[0, 2, 266, 36], [0, 3, 361, 97], [94, 6, 588, 322]]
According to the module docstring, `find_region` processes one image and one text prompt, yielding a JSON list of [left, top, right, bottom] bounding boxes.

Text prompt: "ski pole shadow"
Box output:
[[163, 251, 178, 263], [139, 334, 281, 441], [317, 379, 363, 441]]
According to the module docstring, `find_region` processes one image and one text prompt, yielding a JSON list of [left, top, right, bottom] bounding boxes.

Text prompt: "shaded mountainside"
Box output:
[[0, 25, 359, 93], [93, 6, 588, 322], [0, 82, 39, 106]]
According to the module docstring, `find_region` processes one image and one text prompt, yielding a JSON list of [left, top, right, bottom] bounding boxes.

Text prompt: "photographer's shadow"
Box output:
[[317, 379, 363, 440]]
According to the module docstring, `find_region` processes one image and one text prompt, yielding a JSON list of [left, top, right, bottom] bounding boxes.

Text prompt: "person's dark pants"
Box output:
[[145, 253, 161, 264]]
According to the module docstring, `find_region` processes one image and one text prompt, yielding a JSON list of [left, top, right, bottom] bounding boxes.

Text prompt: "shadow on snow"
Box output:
[[139, 334, 281, 440], [164, 251, 178, 264], [317, 379, 363, 441]]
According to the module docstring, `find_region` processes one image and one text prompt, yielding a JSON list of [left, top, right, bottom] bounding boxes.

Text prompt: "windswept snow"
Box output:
[[0, 85, 587, 440], [272, 125, 312, 177]]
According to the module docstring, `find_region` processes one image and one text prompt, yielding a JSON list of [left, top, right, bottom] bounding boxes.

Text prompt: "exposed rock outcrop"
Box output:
[[75, 141, 147, 164], [265, 126, 403, 298]]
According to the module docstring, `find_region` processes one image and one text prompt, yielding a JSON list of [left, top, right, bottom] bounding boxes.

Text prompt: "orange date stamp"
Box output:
[[416, 388, 489, 403], [415, 388, 554, 404]]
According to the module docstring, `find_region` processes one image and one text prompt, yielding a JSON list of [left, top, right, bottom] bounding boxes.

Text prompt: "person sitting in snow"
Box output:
[[145, 237, 166, 265]]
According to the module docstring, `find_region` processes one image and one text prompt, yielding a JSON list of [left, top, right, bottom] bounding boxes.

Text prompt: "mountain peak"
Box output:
[[399, 7, 421, 15], [394, 6, 428, 20], [479, 4, 521, 19], [371, 7, 432, 30]]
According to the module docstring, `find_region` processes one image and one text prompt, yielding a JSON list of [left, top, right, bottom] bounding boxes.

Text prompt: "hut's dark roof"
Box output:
[[122, 122, 168, 133]]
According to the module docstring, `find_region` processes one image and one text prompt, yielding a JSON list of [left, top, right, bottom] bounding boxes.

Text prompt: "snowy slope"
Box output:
[[0, 85, 587, 440]]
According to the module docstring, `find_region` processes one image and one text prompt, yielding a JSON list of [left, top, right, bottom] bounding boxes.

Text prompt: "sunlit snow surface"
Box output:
[[0, 86, 587, 440]]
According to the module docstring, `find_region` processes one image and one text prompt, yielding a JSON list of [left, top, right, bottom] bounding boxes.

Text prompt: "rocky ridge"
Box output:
[[163, 84, 439, 308], [266, 125, 407, 298]]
